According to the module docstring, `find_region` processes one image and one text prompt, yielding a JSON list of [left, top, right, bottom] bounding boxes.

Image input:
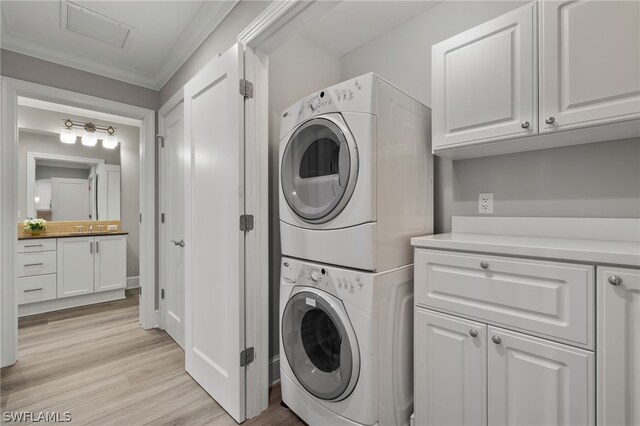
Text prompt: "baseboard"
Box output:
[[126, 276, 140, 289], [269, 355, 280, 385], [18, 289, 125, 317]]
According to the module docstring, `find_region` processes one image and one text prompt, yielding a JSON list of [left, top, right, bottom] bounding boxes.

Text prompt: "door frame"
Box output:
[[237, 0, 342, 418], [0, 77, 157, 367], [157, 87, 184, 344]]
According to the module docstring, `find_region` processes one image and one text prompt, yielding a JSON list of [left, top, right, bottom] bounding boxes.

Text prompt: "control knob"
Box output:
[[310, 272, 320, 282]]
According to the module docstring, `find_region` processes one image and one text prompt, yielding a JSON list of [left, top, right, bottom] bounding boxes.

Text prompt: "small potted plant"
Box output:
[[23, 218, 47, 236]]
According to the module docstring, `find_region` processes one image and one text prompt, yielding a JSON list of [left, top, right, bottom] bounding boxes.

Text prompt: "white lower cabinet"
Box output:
[[57, 235, 126, 298], [57, 237, 94, 298], [597, 266, 640, 426], [488, 326, 594, 426], [415, 308, 486, 426], [94, 235, 127, 292]]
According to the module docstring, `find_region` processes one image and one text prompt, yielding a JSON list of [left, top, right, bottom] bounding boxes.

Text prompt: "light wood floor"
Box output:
[[1, 290, 305, 425]]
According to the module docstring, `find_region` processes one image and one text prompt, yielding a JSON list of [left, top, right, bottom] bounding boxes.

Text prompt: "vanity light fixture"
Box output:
[[60, 118, 118, 148]]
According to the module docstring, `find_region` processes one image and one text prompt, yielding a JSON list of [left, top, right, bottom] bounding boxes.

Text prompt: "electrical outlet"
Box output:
[[478, 193, 493, 214]]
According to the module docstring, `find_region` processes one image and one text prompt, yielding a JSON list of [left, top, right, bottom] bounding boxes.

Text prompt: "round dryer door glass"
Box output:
[[282, 290, 360, 401], [281, 116, 358, 223]]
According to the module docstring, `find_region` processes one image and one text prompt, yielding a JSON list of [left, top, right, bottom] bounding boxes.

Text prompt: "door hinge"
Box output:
[[240, 347, 254, 367], [161, 213, 165, 223], [139, 213, 142, 223], [239, 214, 254, 232], [161, 289, 165, 299], [157, 135, 165, 148], [239, 79, 253, 99]]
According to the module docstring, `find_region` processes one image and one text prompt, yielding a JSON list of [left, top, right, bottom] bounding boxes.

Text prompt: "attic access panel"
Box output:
[[60, 0, 137, 49]]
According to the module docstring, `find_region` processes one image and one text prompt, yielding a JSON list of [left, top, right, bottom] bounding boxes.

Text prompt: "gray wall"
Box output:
[[36, 166, 90, 180], [159, 1, 268, 106], [18, 106, 141, 279], [341, 0, 640, 232], [1, 50, 159, 110], [267, 35, 342, 365]]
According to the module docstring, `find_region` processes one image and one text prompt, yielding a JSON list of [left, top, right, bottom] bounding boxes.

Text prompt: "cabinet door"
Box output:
[[415, 308, 486, 426], [431, 3, 536, 150], [540, 1, 640, 132], [94, 235, 126, 292], [488, 326, 594, 425], [597, 266, 640, 426], [57, 237, 94, 298]]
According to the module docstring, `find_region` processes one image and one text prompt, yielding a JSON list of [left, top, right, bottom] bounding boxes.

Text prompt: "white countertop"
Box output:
[[411, 217, 640, 267]]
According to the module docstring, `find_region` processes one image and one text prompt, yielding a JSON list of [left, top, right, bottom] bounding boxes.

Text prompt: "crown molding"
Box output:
[[1, 1, 239, 91], [154, 0, 239, 89]]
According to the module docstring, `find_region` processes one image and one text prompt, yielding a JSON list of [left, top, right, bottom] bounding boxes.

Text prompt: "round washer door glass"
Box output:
[[282, 290, 359, 401], [281, 117, 358, 223]]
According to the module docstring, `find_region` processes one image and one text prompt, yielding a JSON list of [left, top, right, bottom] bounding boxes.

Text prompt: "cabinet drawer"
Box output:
[[16, 274, 57, 304], [18, 239, 56, 253], [17, 251, 57, 277], [415, 249, 594, 348]]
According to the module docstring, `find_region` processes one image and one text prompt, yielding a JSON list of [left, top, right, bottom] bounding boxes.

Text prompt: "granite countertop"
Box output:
[[19, 231, 129, 240]]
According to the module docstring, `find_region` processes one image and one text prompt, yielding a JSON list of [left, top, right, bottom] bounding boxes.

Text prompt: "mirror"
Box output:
[[27, 153, 121, 221]]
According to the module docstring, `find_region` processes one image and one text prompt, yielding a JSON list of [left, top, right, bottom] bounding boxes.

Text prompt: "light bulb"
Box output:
[[60, 127, 77, 144], [82, 131, 97, 146], [103, 134, 118, 149]]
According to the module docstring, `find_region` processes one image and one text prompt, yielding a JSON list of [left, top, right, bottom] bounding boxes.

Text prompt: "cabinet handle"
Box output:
[[520, 121, 530, 129], [608, 275, 622, 286], [96, 241, 100, 253], [545, 116, 555, 125], [492, 335, 502, 344], [24, 244, 43, 248], [24, 288, 43, 293], [24, 263, 43, 267], [90, 241, 93, 254], [480, 261, 489, 269], [469, 329, 478, 337]]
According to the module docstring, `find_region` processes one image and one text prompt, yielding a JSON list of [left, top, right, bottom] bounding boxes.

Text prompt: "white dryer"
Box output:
[[279, 256, 414, 426], [279, 73, 433, 272]]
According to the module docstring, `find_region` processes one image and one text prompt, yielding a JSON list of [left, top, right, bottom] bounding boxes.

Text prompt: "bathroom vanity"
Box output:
[[17, 231, 128, 316]]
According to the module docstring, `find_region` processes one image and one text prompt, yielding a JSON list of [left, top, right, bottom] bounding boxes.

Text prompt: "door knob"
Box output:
[[521, 121, 530, 129], [492, 335, 502, 344], [545, 116, 555, 125], [171, 240, 185, 247], [608, 275, 622, 286]]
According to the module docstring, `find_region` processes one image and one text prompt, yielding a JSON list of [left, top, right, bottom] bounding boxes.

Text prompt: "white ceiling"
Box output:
[[1, 0, 239, 89], [302, 1, 441, 57]]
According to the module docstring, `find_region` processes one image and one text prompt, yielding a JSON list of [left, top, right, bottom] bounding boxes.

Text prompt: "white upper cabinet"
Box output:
[[539, 0, 640, 132], [432, 3, 537, 149]]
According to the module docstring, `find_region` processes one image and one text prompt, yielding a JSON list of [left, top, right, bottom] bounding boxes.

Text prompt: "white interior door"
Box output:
[[160, 101, 185, 349], [51, 178, 90, 221], [184, 42, 246, 422]]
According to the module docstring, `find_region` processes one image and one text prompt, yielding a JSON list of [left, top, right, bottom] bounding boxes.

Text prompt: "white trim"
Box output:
[[269, 355, 281, 386], [18, 289, 125, 317], [157, 88, 184, 333], [126, 276, 140, 289], [0, 77, 156, 367], [18, 97, 142, 127], [26, 151, 105, 219], [1, 2, 239, 89]]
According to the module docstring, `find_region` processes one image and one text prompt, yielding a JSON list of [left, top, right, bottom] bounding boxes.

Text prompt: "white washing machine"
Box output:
[[279, 256, 414, 426], [279, 73, 433, 272]]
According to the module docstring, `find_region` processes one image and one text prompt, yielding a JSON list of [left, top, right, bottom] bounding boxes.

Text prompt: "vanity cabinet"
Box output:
[[94, 235, 127, 292], [57, 237, 94, 298], [431, 0, 640, 157], [16, 239, 57, 304], [597, 266, 640, 425], [57, 234, 126, 298]]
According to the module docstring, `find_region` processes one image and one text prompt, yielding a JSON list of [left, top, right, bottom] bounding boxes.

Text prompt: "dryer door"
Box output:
[[282, 288, 360, 401], [281, 114, 358, 223]]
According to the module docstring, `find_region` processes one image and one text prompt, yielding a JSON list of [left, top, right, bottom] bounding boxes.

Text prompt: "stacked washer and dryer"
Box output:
[[278, 73, 433, 426]]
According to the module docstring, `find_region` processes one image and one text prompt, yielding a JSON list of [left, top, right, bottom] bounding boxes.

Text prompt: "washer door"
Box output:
[[282, 288, 360, 401], [281, 115, 358, 223]]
